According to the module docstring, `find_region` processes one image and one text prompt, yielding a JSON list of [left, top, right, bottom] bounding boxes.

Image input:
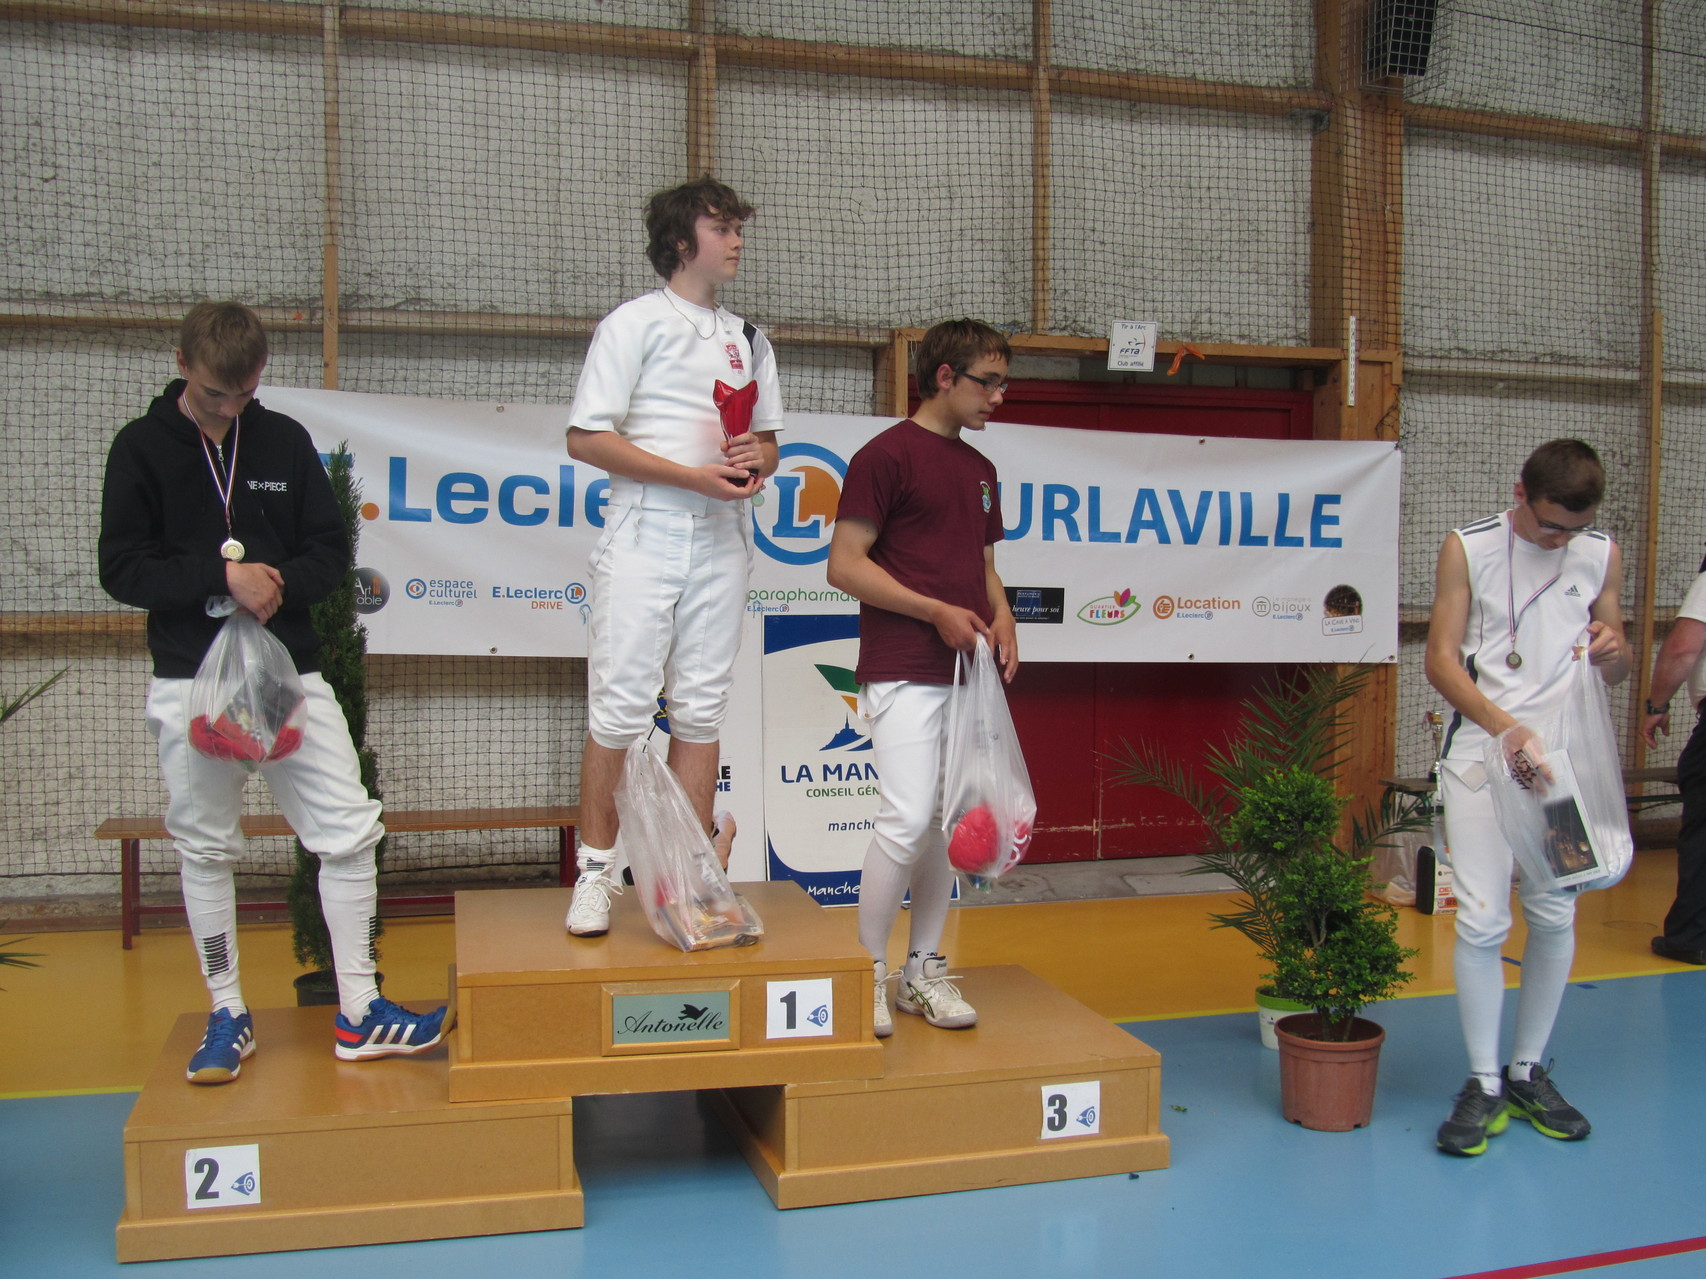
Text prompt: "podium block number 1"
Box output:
[[767, 978, 834, 1039], [1040, 1081, 1101, 1140], [184, 1144, 262, 1209]]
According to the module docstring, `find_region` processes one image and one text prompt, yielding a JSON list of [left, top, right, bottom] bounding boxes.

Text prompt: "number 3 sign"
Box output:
[[1039, 1081, 1101, 1140]]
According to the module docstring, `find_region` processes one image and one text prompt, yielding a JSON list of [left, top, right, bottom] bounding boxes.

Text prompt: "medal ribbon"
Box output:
[[183, 395, 242, 554], [1506, 512, 1564, 662]]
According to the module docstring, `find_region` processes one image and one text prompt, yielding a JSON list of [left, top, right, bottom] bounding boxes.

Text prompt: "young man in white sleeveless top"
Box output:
[[563, 177, 783, 936], [1424, 439, 1630, 1156]]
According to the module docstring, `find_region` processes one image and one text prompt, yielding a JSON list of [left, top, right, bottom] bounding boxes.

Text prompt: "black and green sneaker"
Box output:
[[1437, 1079, 1510, 1156], [1504, 1063, 1591, 1140]]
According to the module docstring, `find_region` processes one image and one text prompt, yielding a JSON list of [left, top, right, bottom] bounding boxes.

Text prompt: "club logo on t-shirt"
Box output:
[[980, 480, 992, 513], [725, 342, 744, 372]]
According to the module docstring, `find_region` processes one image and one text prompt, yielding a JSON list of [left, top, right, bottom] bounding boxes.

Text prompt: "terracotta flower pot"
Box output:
[[1274, 1013, 1385, 1131]]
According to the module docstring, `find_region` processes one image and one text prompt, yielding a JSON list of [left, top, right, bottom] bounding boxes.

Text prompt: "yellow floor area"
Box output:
[[1, 851, 1687, 1098]]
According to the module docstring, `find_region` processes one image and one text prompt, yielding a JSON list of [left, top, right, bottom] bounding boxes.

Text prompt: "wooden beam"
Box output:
[[686, 0, 715, 177], [1403, 100, 1706, 163], [1633, 0, 1664, 770], [0, 612, 145, 636], [0, 301, 886, 348], [321, 1, 340, 390], [1030, 0, 1051, 334], [1051, 67, 1329, 118]]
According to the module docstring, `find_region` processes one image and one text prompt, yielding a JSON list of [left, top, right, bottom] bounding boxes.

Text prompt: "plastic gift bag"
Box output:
[[1371, 827, 1420, 906], [615, 740, 763, 951], [1482, 654, 1634, 894], [188, 611, 307, 771], [940, 635, 1037, 888]]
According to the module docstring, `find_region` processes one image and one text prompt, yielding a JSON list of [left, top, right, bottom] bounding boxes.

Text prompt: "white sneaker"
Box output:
[[872, 959, 894, 1039], [566, 862, 621, 936], [897, 954, 977, 1029]]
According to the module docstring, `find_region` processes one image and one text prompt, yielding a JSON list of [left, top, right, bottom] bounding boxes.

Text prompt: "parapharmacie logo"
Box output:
[[1076, 588, 1141, 626]]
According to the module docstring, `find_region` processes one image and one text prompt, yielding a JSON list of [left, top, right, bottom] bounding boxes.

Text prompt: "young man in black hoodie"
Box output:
[[99, 302, 449, 1084]]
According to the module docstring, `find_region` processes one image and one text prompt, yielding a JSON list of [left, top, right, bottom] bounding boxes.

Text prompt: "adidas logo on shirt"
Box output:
[[1564, 585, 1581, 597]]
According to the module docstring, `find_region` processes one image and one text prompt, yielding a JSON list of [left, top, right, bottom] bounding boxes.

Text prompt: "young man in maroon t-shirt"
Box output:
[[827, 318, 1019, 1037]]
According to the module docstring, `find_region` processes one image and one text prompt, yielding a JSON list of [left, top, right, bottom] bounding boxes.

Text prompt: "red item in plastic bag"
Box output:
[[190, 713, 267, 763], [267, 724, 304, 761], [948, 804, 998, 871]]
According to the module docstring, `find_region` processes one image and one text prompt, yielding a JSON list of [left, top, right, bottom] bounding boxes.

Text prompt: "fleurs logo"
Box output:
[[752, 442, 846, 566], [813, 664, 872, 751], [1076, 588, 1141, 626]]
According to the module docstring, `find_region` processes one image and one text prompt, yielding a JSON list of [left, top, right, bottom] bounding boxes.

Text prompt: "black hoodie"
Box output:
[[99, 380, 346, 678]]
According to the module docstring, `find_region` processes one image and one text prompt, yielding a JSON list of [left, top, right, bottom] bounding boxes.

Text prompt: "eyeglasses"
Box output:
[[955, 370, 1009, 396], [1527, 503, 1596, 536]]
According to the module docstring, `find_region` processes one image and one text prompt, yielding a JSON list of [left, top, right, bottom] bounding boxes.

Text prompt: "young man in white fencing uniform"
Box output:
[[99, 302, 450, 1083], [1424, 438, 1630, 1154], [564, 177, 782, 935], [827, 319, 1018, 1036]]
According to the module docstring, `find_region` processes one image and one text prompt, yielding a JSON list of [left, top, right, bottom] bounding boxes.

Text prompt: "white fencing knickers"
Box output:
[[146, 672, 384, 1020], [585, 483, 751, 749]]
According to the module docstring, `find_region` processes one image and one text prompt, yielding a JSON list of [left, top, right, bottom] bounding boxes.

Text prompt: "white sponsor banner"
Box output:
[[267, 389, 1400, 666], [267, 387, 1398, 884]]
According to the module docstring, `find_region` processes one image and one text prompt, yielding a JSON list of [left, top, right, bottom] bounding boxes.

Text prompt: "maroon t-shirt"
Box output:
[[837, 419, 1005, 684]]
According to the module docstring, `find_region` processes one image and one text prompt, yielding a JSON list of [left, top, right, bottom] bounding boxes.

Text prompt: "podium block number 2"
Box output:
[[767, 978, 834, 1039], [1040, 1081, 1101, 1140], [184, 1144, 262, 1210]]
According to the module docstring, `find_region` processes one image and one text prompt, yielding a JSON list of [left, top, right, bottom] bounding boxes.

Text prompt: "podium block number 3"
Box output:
[[184, 1144, 262, 1210], [767, 978, 834, 1039], [1040, 1081, 1101, 1140]]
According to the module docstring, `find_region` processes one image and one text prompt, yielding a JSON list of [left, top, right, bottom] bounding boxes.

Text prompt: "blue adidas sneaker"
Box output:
[[333, 997, 453, 1062], [186, 1009, 255, 1084]]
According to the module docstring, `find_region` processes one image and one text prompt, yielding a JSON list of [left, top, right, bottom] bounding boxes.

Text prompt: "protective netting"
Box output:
[[2, 1, 1702, 896]]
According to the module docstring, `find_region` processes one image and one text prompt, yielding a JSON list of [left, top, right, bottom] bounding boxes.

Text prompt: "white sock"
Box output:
[[1511, 920, 1575, 1070], [1454, 936, 1507, 1078], [577, 843, 615, 876], [857, 840, 911, 962], [1471, 1070, 1504, 1094], [180, 858, 244, 1013], [1508, 1059, 1542, 1083], [318, 847, 381, 1023], [903, 847, 955, 973]]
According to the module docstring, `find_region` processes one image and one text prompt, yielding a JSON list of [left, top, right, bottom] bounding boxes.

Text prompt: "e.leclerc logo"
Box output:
[[752, 442, 846, 566]]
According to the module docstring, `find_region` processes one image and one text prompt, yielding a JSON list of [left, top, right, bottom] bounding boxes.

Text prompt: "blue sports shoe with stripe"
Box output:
[[333, 997, 453, 1062], [186, 1009, 255, 1084]]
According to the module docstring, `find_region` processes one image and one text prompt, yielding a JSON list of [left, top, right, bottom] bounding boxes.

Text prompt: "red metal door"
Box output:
[[976, 378, 1313, 860]]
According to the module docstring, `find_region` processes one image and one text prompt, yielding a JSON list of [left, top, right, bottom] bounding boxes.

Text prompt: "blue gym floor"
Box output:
[[6, 972, 1704, 1278]]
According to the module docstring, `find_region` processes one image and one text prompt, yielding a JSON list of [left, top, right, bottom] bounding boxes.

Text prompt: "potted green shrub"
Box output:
[[1110, 668, 1420, 1048], [287, 445, 385, 1005], [1243, 766, 1418, 1129]]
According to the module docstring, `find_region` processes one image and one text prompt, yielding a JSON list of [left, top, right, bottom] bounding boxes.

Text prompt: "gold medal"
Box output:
[[220, 538, 246, 562]]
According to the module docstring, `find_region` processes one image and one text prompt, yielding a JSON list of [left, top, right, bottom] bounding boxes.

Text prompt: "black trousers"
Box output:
[[1661, 707, 1706, 947]]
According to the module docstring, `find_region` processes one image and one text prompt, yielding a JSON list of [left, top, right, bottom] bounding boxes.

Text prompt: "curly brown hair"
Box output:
[[644, 177, 756, 280]]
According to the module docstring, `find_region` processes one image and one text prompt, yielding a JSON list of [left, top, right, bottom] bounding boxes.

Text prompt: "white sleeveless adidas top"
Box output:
[[1441, 508, 1613, 761]]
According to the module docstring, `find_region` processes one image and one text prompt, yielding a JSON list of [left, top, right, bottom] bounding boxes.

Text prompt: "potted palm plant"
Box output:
[[1109, 668, 1420, 1048]]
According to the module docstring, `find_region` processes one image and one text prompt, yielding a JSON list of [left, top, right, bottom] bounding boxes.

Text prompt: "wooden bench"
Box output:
[[96, 806, 580, 948], [1381, 766, 1681, 814]]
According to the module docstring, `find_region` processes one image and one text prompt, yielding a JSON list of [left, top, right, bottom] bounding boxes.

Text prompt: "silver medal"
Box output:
[[1506, 651, 1523, 670], [220, 538, 246, 562]]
